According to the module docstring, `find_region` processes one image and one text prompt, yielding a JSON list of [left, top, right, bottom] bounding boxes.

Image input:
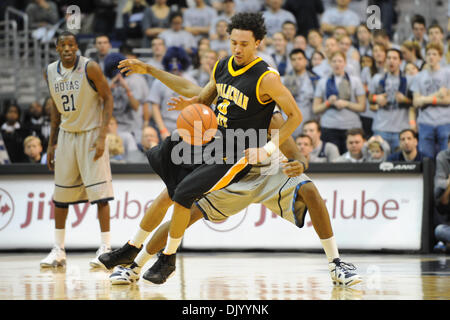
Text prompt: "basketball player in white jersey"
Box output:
[[40, 31, 115, 268]]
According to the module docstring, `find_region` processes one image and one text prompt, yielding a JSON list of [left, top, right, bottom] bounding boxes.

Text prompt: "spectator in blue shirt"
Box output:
[[387, 129, 425, 161]]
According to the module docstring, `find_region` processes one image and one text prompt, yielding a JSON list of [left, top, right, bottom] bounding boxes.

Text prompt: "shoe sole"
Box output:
[[141, 270, 175, 285]]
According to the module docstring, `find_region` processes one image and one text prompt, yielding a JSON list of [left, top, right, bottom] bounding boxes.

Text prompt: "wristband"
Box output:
[[325, 100, 330, 108], [299, 161, 307, 172], [372, 94, 377, 103], [409, 120, 416, 126], [263, 141, 277, 156], [432, 96, 437, 105], [160, 128, 169, 135]]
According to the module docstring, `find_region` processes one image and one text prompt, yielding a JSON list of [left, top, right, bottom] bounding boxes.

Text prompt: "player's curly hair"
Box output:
[[227, 12, 267, 41]]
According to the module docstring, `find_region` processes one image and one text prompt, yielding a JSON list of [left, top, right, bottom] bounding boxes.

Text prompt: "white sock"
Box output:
[[163, 236, 183, 255], [134, 249, 154, 271], [320, 236, 339, 262], [55, 229, 65, 249], [129, 227, 150, 248], [101, 232, 111, 248]]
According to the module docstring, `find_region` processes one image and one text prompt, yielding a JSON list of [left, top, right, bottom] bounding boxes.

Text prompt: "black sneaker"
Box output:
[[98, 242, 141, 270], [142, 252, 176, 284]]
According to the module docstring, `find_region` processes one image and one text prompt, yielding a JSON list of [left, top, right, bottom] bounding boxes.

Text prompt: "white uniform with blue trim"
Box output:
[[195, 154, 312, 228], [46, 56, 114, 206]]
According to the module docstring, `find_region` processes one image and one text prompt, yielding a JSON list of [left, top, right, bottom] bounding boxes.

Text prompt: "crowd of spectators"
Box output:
[[1, 0, 449, 249]]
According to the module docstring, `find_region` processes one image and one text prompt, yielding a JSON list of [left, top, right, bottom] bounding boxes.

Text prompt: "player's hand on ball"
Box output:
[[244, 147, 269, 164], [168, 96, 200, 111], [281, 159, 304, 177], [91, 137, 105, 161], [46, 145, 56, 171], [118, 59, 148, 76]]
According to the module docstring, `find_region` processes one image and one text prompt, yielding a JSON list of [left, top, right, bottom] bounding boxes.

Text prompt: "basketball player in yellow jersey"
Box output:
[[40, 31, 115, 268]]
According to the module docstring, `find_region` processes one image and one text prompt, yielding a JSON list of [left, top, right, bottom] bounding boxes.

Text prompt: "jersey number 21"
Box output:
[[62, 94, 76, 112]]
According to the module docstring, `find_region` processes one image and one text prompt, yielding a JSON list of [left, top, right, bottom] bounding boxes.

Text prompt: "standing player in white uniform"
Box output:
[[40, 31, 115, 268]]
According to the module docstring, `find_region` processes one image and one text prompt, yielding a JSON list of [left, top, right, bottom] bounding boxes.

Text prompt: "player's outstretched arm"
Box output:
[[87, 60, 114, 161], [118, 58, 203, 98]]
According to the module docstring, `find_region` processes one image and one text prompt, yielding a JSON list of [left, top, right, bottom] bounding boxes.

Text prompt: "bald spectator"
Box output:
[[126, 126, 160, 163], [320, 0, 360, 37], [334, 128, 367, 163], [387, 129, 426, 162], [302, 120, 340, 163]]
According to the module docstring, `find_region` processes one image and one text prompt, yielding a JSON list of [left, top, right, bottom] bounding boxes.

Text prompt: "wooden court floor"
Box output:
[[0, 252, 448, 300]]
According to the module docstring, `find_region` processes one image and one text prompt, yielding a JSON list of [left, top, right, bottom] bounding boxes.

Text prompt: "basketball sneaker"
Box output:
[[109, 265, 140, 285], [329, 258, 362, 287], [97, 242, 141, 270], [90, 244, 112, 268], [40, 245, 66, 268], [142, 252, 176, 284]]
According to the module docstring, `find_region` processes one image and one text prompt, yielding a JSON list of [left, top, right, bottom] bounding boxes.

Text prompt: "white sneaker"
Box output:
[[329, 258, 362, 287], [110, 266, 140, 285], [40, 245, 66, 268], [90, 244, 111, 268]]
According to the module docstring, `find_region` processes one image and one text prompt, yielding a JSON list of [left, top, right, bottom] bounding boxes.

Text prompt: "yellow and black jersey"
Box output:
[[213, 55, 279, 136]]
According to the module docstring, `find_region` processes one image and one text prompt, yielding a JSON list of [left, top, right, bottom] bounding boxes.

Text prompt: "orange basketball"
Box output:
[[176, 103, 218, 145]]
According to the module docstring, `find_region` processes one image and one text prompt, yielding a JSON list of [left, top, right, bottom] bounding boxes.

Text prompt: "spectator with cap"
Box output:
[[387, 129, 425, 161], [158, 11, 196, 55], [302, 119, 340, 163], [313, 51, 366, 154], [141, 0, 172, 48], [368, 48, 413, 152], [320, 0, 360, 37], [283, 49, 319, 137], [411, 43, 450, 159], [334, 128, 367, 163], [149, 46, 196, 139], [105, 52, 151, 145]]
